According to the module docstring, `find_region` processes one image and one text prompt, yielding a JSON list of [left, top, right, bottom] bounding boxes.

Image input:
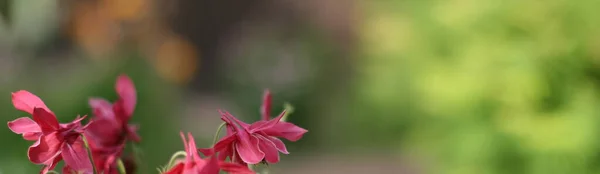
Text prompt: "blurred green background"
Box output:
[[2, 0, 600, 173]]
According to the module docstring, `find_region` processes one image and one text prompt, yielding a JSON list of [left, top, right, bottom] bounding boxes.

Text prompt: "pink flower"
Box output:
[[7, 90, 93, 174], [165, 132, 253, 174], [259, 90, 307, 141], [212, 90, 308, 165], [84, 75, 140, 173]]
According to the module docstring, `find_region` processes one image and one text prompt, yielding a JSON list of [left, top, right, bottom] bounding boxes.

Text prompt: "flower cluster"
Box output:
[[7, 75, 307, 174]]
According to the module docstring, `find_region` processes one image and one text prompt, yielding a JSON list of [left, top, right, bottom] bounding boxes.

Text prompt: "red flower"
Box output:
[[212, 90, 308, 165], [165, 132, 253, 174], [84, 75, 140, 173], [7, 90, 93, 174]]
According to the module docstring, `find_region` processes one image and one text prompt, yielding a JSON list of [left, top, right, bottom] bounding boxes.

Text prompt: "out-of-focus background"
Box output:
[[2, 0, 600, 173]]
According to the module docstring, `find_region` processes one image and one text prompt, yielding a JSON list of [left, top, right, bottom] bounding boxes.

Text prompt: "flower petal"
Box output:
[[115, 75, 137, 117], [8, 117, 41, 134], [28, 132, 62, 164], [126, 124, 141, 142], [198, 148, 215, 157], [177, 134, 187, 150], [89, 98, 116, 121], [23, 132, 42, 141], [186, 133, 200, 161], [261, 89, 272, 121], [197, 155, 220, 174], [213, 134, 237, 152], [235, 133, 264, 164], [256, 135, 280, 163], [220, 110, 250, 129], [103, 154, 118, 173], [265, 136, 288, 154], [84, 119, 121, 147], [12, 90, 53, 115], [216, 146, 232, 162], [62, 137, 94, 174], [32, 108, 59, 133], [262, 122, 307, 141], [62, 164, 73, 174], [219, 161, 256, 174], [249, 111, 285, 133]]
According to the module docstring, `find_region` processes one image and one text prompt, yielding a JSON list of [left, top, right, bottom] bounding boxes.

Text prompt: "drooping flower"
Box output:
[[7, 90, 93, 174], [212, 90, 308, 165], [84, 75, 140, 173], [164, 132, 253, 174]]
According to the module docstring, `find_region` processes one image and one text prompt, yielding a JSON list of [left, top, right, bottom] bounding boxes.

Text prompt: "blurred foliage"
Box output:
[[345, 0, 600, 173]]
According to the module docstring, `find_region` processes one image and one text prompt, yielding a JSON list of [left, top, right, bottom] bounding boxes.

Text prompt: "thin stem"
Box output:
[[47, 171, 60, 174], [117, 158, 127, 174], [212, 122, 227, 145], [166, 151, 187, 169], [81, 135, 98, 174], [262, 164, 270, 174]]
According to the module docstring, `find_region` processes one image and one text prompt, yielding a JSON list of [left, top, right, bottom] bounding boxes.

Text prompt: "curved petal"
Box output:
[[32, 108, 59, 133], [115, 75, 137, 117], [84, 119, 121, 147], [12, 90, 53, 115], [216, 146, 232, 162], [231, 149, 246, 165], [219, 110, 250, 130], [89, 98, 116, 121], [198, 148, 215, 157], [261, 89, 272, 121], [62, 137, 93, 174], [178, 132, 189, 159], [256, 135, 280, 163], [249, 111, 285, 133], [265, 136, 288, 154], [41, 155, 62, 174], [262, 122, 307, 141], [235, 133, 264, 164], [8, 117, 41, 134], [219, 161, 255, 174], [28, 132, 62, 164], [23, 132, 42, 141], [213, 134, 237, 151], [62, 164, 74, 174]]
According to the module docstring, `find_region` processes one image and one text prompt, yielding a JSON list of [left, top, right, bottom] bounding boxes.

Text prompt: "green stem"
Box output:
[[248, 164, 255, 171], [117, 158, 127, 174], [212, 122, 227, 145], [166, 151, 187, 169], [81, 135, 98, 174]]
